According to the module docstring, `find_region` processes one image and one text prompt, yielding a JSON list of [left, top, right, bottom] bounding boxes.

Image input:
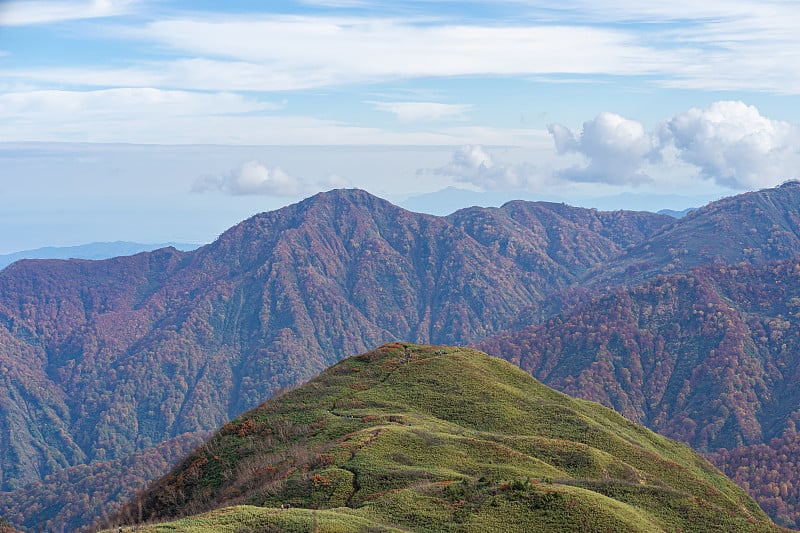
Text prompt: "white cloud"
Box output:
[[5, 4, 800, 94], [3, 58, 335, 93], [659, 101, 800, 188], [296, 0, 371, 6], [138, 18, 660, 77], [193, 161, 303, 197], [369, 101, 470, 123], [319, 173, 353, 189], [548, 112, 658, 185], [549, 101, 800, 190], [2, 18, 673, 92], [0, 88, 276, 120], [0, 88, 546, 145], [529, 0, 761, 22], [423, 145, 549, 191], [540, 1, 800, 94], [192, 161, 356, 197], [0, 0, 137, 26], [0, 88, 289, 143], [3, 2, 800, 95]]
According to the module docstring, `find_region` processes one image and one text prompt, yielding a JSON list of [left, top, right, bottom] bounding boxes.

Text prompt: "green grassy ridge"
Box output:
[[110, 505, 407, 532], [114, 343, 783, 532]]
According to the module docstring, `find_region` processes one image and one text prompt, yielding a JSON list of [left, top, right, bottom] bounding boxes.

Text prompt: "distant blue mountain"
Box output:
[[399, 187, 706, 216], [398, 187, 561, 216], [657, 207, 696, 218], [0, 241, 201, 270]]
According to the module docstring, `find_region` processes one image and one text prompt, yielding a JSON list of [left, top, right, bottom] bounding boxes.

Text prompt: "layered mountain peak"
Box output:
[[200, 188, 442, 273]]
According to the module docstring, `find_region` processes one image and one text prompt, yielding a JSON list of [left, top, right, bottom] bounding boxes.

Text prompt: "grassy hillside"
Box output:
[[112, 344, 782, 532]]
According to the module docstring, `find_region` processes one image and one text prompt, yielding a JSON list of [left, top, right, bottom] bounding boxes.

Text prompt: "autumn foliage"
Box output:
[[709, 434, 800, 528], [3, 184, 800, 529]]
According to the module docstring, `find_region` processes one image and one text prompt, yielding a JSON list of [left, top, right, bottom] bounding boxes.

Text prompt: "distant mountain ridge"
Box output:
[[400, 186, 709, 217], [0, 241, 200, 270], [583, 181, 800, 286], [2, 184, 800, 530], [657, 207, 695, 218]]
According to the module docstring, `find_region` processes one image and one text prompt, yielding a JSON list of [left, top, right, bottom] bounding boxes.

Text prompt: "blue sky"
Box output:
[[1, 0, 800, 252]]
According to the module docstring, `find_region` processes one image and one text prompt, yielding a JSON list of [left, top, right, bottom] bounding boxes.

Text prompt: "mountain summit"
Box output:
[[116, 344, 781, 532]]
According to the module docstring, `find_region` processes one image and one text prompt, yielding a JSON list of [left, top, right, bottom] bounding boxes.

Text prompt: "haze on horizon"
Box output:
[[1, 0, 800, 253]]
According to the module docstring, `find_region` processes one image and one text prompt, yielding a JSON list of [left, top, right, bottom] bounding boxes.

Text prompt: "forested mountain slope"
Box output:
[[584, 181, 800, 285], [0, 189, 669, 530]]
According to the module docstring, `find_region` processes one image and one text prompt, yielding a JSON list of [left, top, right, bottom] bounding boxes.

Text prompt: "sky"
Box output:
[[1, 0, 800, 253]]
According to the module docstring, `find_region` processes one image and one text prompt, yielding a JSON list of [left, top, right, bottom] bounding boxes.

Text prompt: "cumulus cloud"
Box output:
[[549, 101, 800, 189], [658, 101, 800, 188], [422, 145, 538, 191], [369, 101, 470, 123], [193, 161, 303, 196], [548, 112, 658, 185]]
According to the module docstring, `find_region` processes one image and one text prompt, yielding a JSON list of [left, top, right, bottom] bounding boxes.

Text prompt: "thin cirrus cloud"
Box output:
[[0, 88, 281, 142], [2, 2, 795, 94], [0, 88, 508, 144], [532, 0, 762, 21], [541, 1, 800, 93], [3, 59, 334, 93], [0, 0, 138, 26], [137, 18, 656, 75], [368, 101, 471, 123], [0, 87, 277, 117], [2, 18, 672, 92], [548, 101, 800, 190], [2, 2, 800, 95]]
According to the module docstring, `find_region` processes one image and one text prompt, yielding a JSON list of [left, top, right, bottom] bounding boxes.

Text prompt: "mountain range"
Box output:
[[1, 183, 800, 530]]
